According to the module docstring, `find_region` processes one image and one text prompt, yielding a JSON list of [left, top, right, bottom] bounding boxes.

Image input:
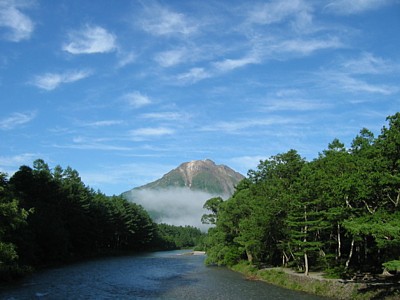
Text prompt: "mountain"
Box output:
[[131, 159, 244, 196], [122, 159, 245, 229]]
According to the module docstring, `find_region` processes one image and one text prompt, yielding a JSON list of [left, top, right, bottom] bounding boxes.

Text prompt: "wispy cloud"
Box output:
[[81, 120, 124, 127], [0, 153, 39, 175], [154, 48, 187, 67], [324, 0, 394, 15], [138, 4, 197, 36], [0, 0, 34, 41], [176, 67, 211, 84], [140, 112, 185, 121], [201, 117, 300, 134], [54, 136, 130, 151], [116, 51, 136, 68], [0, 111, 36, 130], [273, 37, 343, 56], [62, 24, 117, 54], [263, 98, 330, 112], [80, 162, 177, 194], [213, 54, 260, 72], [330, 73, 398, 95], [123, 91, 152, 108], [129, 127, 175, 138], [319, 52, 399, 96], [340, 52, 396, 74], [31, 69, 91, 90], [247, 0, 313, 29]]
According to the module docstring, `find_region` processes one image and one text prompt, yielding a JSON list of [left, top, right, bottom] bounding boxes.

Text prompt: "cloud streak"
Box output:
[[0, 111, 36, 130], [31, 70, 91, 90], [247, 0, 312, 28], [324, 0, 394, 15], [130, 127, 175, 139]]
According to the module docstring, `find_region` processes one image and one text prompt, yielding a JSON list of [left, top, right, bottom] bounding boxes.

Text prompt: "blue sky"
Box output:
[[1, 0, 399, 196]]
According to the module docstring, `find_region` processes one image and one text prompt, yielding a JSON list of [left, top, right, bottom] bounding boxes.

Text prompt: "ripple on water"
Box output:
[[0, 251, 327, 300]]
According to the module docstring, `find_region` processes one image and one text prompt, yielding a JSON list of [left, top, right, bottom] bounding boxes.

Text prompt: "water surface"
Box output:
[[0, 250, 327, 299]]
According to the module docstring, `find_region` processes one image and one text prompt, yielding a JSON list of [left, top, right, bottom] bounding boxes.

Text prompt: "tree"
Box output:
[[201, 196, 223, 225], [0, 172, 29, 279]]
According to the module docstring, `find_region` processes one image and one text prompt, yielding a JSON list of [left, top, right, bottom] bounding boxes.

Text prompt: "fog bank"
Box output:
[[128, 187, 225, 231]]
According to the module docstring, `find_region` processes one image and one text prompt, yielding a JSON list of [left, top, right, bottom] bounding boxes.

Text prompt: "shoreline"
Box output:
[[230, 261, 400, 299]]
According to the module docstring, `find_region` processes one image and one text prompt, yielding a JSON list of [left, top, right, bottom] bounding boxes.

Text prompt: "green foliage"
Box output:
[[382, 260, 400, 272], [201, 196, 223, 225], [155, 223, 205, 249], [0, 160, 168, 281], [204, 112, 400, 279]]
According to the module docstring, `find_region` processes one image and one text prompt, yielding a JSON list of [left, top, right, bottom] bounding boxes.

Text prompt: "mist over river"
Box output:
[[0, 250, 327, 299]]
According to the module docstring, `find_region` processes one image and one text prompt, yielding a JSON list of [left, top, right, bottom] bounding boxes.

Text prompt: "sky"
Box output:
[[1, 0, 399, 196]]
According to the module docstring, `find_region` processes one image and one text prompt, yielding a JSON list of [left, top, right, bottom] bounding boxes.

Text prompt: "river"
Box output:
[[0, 250, 327, 299]]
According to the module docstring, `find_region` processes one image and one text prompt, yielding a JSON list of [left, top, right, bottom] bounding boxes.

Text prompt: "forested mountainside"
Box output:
[[0, 161, 204, 282], [124, 159, 244, 196], [204, 112, 400, 279]]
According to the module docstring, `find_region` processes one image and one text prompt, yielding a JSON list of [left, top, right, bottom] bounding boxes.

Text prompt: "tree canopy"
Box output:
[[0, 161, 203, 281], [204, 112, 400, 278]]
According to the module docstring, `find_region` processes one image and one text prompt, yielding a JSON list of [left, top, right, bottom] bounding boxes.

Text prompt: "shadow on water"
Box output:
[[0, 250, 327, 299]]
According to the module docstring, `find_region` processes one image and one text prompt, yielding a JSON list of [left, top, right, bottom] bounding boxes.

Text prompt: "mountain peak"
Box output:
[[128, 159, 244, 196]]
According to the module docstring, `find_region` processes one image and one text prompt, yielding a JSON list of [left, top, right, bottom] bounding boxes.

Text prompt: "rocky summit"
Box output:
[[127, 159, 245, 196], [121, 159, 244, 228]]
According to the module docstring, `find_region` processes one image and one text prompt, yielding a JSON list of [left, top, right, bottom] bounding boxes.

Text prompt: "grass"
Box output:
[[229, 261, 385, 299]]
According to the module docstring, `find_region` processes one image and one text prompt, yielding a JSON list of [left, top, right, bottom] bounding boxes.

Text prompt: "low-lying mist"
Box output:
[[128, 187, 226, 231]]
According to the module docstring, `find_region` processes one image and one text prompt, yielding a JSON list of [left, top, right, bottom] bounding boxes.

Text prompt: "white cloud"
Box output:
[[127, 188, 215, 230], [275, 37, 342, 56], [247, 0, 313, 30], [341, 52, 396, 74], [0, 153, 38, 167], [130, 127, 175, 138], [0, 111, 36, 130], [116, 51, 136, 68], [0, 0, 34, 41], [123, 91, 152, 108], [333, 74, 398, 95], [62, 24, 117, 54], [176, 67, 211, 84], [54, 136, 131, 151], [324, 0, 394, 15], [263, 98, 330, 112], [81, 120, 123, 127], [31, 69, 91, 90], [213, 55, 259, 72], [141, 112, 184, 121], [154, 48, 187, 67], [201, 117, 298, 134], [138, 4, 197, 36], [0, 153, 40, 176]]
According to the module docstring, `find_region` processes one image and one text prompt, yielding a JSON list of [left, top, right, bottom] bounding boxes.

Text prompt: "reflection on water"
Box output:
[[0, 250, 326, 299]]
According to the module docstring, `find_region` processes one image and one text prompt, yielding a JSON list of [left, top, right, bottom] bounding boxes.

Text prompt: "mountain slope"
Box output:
[[121, 159, 245, 229], [134, 159, 244, 196]]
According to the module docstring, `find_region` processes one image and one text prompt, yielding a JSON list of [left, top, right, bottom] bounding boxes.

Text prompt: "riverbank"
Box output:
[[230, 261, 400, 299]]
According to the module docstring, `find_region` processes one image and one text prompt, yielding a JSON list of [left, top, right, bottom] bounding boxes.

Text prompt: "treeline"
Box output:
[[157, 223, 205, 250], [204, 112, 400, 278], [0, 160, 202, 281]]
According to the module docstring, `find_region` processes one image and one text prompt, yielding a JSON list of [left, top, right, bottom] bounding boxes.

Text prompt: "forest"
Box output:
[[0, 161, 204, 281], [204, 112, 400, 278]]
